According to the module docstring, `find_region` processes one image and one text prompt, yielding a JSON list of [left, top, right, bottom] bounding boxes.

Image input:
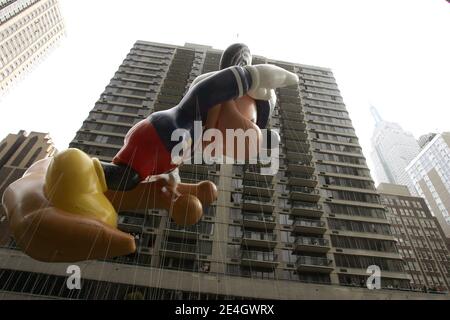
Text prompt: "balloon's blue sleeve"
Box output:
[[149, 66, 254, 151]]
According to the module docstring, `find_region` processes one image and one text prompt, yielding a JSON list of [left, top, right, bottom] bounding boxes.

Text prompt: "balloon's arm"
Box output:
[[176, 66, 253, 122], [188, 71, 216, 90], [104, 178, 217, 212]]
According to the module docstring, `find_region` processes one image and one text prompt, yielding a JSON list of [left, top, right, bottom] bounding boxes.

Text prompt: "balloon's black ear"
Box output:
[[220, 43, 252, 70]]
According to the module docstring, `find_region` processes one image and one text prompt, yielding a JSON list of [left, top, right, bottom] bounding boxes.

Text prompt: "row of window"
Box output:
[[331, 235, 397, 253], [334, 254, 405, 272], [309, 123, 355, 135], [324, 203, 387, 219], [320, 175, 375, 190], [327, 218, 391, 235], [316, 163, 370, 178], [313, 142, 363, 155], [307, 114, 352, 126], [323, 189, 381, 204]]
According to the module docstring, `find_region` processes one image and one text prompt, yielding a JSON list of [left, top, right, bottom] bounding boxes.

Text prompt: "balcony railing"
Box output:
[[243, 195, 273, 204], [291, 202, 322, 210], [162, 242, 197, 253], [243, 231, 277, 242], [243, 180, 273, 189], [243, 214, 275, 223], [296, 256, 332, 267], [289, 186, 320, 195], [241, 250, 277, 262], [295, 236, 329, 247], [293, 219, 325, 229]]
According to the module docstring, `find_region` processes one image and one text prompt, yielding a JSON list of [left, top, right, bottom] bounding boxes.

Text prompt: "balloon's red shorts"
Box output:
[[113, 119, 177, 179]]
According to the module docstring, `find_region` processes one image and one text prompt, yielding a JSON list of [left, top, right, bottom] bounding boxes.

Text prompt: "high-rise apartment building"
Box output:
[[378, 183, 449, 292], [1, 41, 446, 300], [0, 130, 56, 246], [0, 0, 64, 93], [406, 132, 450, 242], [369, 106, 420, 195]]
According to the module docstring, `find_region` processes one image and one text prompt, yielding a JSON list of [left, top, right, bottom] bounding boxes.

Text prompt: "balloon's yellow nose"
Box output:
[[44, 148, 117, 228]]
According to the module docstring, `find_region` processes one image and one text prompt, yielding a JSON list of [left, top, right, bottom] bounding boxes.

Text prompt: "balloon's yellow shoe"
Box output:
[[44, 148, 117, 228]]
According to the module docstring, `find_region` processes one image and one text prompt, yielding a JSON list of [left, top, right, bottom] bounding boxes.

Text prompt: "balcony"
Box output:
[[280, 110, 304, 121], [296, 256, 334, 273], [242, 195, 275, 213], [278, 88, 299, 97], [287, 161, 315, 175], [287, 172, 318, 188], [283, 131, 309, 142], [282, 119, 306, 130], [243, 179, 275, 197], [240, 250, 279, 268], [165, 222, 200, 240], [294, 236, 330, 253], [290, 202, 323, 218], [292, 219, 327, 235], [159, 242, 198, 259], [242, 213, 276, 230], [244, 164, 275, 182], [242, 231, 277, 248], [286, 150, 313, 163], [289, 186, 321, 202], [280, 102, 300, 112]]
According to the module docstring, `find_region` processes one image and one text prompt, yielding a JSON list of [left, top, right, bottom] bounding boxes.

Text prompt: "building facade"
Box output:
[[0, 0, 64, 93], [369, 106, 420, 195], [0, 130, 56, 246], [378, 183, 449, 292], [406, 132, 450, 242], [1, 41, 446, 299]]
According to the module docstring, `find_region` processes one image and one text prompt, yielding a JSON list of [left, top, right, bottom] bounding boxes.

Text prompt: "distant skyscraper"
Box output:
[[0, 130, 56, 246], [378, 183, 450, 293], [418, 133, 437, 149], [370, 106, 420, 195], [0, 0, 65, 93], [406, 132, 450, 242]]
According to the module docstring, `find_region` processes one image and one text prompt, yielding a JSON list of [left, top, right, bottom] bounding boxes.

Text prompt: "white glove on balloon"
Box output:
[[246, 64, 299, 100]]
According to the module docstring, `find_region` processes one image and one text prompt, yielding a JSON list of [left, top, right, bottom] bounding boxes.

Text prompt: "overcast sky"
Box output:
[[1, 0, 449, 182]]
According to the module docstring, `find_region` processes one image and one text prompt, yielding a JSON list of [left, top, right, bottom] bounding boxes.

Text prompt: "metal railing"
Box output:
[[243, 195, 273, 204], [296, 256, 332, 266], [291, 202, 322, 210], [295, 237, 329, 247], [241, 250, 278, 262], [242, 214, 275, 223], [293, 219, 325, 228], [243, 231, 277, 241], [289, 186, 320, 194], [243, 180, 273, 189], [162, 242, 197, 253]]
